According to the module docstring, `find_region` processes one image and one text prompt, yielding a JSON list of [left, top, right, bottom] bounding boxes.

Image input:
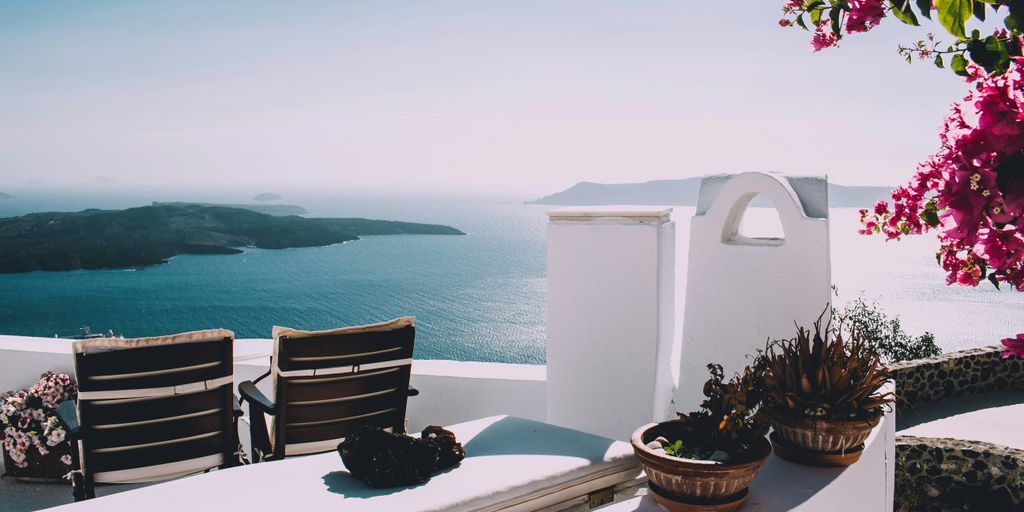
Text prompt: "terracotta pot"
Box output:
[[2, 444, 72, 481], [765, 409, 880, 467], [631, 420, 771, 510]]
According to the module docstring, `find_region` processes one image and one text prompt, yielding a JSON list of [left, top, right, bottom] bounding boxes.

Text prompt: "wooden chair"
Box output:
[[238, 317, 418, 462], [56, 329, 243, 501]]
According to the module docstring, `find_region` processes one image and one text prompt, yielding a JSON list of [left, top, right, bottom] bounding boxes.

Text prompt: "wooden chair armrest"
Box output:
[[57, 400, 81, 437], [238, 380, 277, 414]]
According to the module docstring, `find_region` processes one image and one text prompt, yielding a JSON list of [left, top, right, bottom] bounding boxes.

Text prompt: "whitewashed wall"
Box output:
[[546, 207, 677, 440], [676, 173, 832, 412]]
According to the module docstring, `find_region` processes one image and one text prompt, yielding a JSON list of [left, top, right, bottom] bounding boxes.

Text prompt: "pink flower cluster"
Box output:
[[845, 0, 886, 34], [0, 372, 77, 469], [781, 0, 888, 52], [860, 59, 1024, 357], [1003, 334, 1024, 358], [860, 59, 1024, 289]]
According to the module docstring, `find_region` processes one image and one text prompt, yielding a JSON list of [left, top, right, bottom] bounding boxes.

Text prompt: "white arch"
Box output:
[[675, 172, 832, 412]]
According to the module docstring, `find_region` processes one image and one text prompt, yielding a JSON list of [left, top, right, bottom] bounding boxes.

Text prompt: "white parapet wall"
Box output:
[[0, 335, 546, 434], [546, 206, 677, 441]]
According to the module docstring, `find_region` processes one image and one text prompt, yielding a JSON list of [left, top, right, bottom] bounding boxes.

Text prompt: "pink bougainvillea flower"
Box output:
[[810, 28, 840, 52], [861, 58, 1024, 290], [1002, 333, 1024, 358], [846, 0, 886, 34]]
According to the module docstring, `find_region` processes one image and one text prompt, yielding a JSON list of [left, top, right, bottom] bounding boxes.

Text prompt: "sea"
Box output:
[[1, 189, 1022, 364]]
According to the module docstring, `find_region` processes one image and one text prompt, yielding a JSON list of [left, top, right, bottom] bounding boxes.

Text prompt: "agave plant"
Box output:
[[761, 316, 894, 420]]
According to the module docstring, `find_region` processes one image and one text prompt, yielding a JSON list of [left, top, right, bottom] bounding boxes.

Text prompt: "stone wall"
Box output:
[[896, 436, 1024, 511], [889, 345, 1024, 409]]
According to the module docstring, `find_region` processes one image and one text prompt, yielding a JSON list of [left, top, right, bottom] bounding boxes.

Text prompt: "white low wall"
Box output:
[[0, 335, 546, 431]]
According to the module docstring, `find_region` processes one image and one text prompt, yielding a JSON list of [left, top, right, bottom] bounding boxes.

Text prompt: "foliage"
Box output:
[[779, 1, 1024, 358], [834, 295, 942, 362], [672, 363, 770, 459], [0, 372, 77, 469], [760, 317, 895, 420], [780, 0, 1023, 78]]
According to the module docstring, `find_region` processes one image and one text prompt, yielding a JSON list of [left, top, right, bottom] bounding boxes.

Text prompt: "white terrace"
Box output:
[[1, 173, 895, 511]]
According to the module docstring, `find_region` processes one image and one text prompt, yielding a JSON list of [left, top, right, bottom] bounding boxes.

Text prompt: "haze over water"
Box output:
[[0, 190, 1021, 363]]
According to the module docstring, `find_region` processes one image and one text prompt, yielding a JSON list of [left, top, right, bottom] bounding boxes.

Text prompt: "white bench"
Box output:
[[45, 416, 644, 512]]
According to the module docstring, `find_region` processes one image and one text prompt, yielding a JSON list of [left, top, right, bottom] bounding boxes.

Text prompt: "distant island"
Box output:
[[530, 177, 893, 207], [253, 192, 283, 201], [153, 201, 309, 216], [0, 204, 465, 273], [0, 192, 12, 200]]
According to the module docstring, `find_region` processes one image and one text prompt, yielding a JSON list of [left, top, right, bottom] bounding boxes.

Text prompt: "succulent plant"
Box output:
[[761, 315, 894, 420]]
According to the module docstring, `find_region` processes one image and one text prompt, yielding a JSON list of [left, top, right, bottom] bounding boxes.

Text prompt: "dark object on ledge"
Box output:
[[337, 425, 465, 488], [422, 425, 465, 470]]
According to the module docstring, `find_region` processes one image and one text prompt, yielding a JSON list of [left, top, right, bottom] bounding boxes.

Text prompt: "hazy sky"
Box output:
[[0, 1, 976, 196]]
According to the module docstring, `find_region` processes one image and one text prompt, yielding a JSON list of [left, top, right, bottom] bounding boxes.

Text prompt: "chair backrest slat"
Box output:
[[87, 433, 224, 475], [83, 390, 225, 450], [271, 318, 414, 458]]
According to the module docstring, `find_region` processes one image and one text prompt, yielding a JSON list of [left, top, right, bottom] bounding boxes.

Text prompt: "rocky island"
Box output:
[[253, 192, 283, 201], [0, 203, 465, 273]]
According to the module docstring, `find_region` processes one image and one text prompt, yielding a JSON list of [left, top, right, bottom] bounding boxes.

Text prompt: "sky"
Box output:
[[0, 1, 980, 197]]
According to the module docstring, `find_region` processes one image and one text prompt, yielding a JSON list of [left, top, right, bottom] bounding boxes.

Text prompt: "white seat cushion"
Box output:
[[46, 415, 641, 512]]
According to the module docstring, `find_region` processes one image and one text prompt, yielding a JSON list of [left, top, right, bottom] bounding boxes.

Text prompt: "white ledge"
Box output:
[[547, 206, 673, 223]]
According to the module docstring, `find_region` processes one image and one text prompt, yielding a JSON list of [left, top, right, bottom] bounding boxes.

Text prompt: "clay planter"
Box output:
[[2, 446, 71, 481], [764, 409, 880, 467], [631, 420, 771, 511]]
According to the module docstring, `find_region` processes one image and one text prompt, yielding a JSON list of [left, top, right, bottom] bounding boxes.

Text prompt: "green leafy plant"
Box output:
[[668, 362, 770, 460], [834, 295, 942, 363], [662, 440, 685, 457], [761, 316, 895, 420]]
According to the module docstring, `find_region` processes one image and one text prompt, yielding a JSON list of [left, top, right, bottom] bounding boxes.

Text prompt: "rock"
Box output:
[[421, 425, 465, 470], [708, 450, 731, 463], [337, 426, 439, 488], [337, 425, 464, 488]]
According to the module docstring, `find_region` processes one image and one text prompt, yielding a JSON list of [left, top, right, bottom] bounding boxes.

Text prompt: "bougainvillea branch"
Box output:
[[780, 0, 1024, 358]]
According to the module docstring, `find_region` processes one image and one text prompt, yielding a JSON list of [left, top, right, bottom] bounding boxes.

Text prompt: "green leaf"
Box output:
[[891, 0, 921, 25], [796, 14, 809, 30], [989, 273, 1001, 289], [935, 0, 974, 38], [1007, 0, 1024, 31], [811, 8, 823, 25], [934, 54, 945, 68], [917, 0, 933, 19], [951, 53, 969, 76], [972, 0, 986, 21], [968, 36, 1010, 75], [830, 6, 842, 34]]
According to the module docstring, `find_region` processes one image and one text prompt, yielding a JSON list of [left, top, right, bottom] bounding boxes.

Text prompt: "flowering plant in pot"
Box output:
[[631, 363, 771, 512], [1, 372, 78, 479], [759, 318, 893, 467]]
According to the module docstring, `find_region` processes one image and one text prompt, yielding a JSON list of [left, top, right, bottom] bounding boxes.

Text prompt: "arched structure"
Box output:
[[676, 172, 831, 411]]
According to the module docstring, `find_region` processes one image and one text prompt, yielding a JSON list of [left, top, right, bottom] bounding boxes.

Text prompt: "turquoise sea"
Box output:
[[1, 189, 1022, 363]]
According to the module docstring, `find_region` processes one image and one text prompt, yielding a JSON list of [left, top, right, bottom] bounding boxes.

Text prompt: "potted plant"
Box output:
[[1, 372, 78, 480], [631, 363, 771, 511], [760, 317, 893, 467]]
